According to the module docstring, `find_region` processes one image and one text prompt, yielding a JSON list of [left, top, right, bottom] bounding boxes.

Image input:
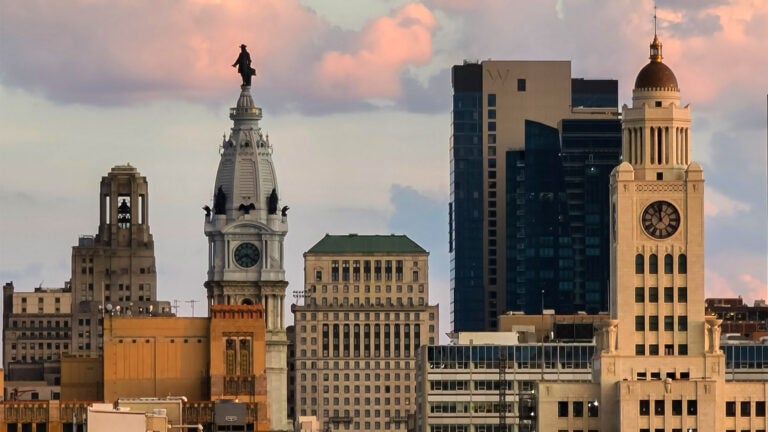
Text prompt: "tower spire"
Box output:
[[649, 5, 662, 62]]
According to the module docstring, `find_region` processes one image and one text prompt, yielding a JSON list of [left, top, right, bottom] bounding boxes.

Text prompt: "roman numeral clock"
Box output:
[[641, 200, 680, 239]]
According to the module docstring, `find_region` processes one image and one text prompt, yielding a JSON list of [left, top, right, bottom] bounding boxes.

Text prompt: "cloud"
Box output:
[[314, 3, 437, 100], [0, 1, 443, 113], [704, 187, 751, 217]]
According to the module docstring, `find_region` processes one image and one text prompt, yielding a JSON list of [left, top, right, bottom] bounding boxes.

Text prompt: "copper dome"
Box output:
[[635, 61, 678, 90]]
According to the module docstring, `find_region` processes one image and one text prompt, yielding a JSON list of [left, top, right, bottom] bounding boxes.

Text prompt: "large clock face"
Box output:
[[641, 201, 680, 239], [234, 242, 260, 268]]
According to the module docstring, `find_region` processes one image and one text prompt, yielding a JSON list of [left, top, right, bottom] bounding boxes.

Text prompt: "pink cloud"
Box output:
[[659, 0, 768, 104], [1, 0, 322, 104], [314, 3, 437, 99]]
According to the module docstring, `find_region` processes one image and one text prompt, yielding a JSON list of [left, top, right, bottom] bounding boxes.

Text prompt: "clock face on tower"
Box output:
[[234, 242, 261, 268], [641, 201, 680, 239]]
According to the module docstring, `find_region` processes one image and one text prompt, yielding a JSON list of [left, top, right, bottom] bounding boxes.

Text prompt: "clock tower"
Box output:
[[204, 82, 289, 431]]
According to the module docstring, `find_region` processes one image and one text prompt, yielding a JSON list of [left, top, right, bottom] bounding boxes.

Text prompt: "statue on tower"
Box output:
[[232, 44, 256, 86]]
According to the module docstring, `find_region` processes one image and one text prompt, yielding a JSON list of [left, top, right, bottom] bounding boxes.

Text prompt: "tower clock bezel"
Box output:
[[233, 242, 261, 268], [641, 200, 680, 240]]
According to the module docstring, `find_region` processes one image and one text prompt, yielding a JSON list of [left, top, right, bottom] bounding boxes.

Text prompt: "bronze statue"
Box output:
[[232, 44, 256, 86], [267, 188, 279, 214], [213, 186, 227, 215]]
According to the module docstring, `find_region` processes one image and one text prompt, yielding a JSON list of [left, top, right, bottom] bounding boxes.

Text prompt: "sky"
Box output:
[[1, 0, 767, 340]]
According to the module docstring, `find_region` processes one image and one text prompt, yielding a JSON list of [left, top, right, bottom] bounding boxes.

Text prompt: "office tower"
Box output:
[[292, 234, 439, 432], [449, 61, 621, 331], [204, 83, 290, 431], [70, 164, 173, 358]]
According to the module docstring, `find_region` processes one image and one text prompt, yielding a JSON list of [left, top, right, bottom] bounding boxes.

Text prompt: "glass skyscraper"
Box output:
[[449, 61, 621, 331]]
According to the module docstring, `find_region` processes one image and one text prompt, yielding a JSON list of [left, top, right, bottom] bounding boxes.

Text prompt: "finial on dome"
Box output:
[[649, 5, 663, 62]]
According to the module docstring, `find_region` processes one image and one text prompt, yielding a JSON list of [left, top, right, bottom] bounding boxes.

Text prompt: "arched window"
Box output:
[[678, 254, 687, 274], [635, 254, 644, 274], [664, 254, 673, 274], [649, 254, 658, 274]]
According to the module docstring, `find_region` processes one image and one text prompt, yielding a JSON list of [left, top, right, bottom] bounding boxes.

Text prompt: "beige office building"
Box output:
[[293, 234, 439, 432], [537, 33, 768, 432]]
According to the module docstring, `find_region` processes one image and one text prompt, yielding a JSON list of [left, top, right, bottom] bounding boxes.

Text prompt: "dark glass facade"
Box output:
[[504, 119, 621, 314], [449, 64, 485, 331], [450, 62, 621, 330]]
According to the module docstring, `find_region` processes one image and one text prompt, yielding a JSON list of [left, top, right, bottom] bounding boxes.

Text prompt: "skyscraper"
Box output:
[[292, 234, 439, 432], [204, 82, 290, 431], [449, 61, 621, 331]]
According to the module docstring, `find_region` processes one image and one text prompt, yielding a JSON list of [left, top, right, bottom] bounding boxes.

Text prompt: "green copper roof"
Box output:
[[306, 234, 427, 254]]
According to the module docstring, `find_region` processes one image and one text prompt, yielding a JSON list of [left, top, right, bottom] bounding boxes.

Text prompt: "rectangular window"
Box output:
[[517, 78, 526, 91], [664, 287, 674, 302], [639, 400, 650, 416], [654, 400, 665, 415], [649, 287, 658, 303], [726, 401, 736, 417], [756, 401, 766, 416], [487, 109, 496, 119], [678, 344, 688, 355], [687, 400, 697, 415], [635, 316, 645, 331], [487, 121, 496, 132], [635, 287, 644, 303], [678, 316, 688, 331], [672, 400, 683, 415], [635, 344, 645, 355], [558, 401, 568, 417], [573, 401, 584, 417], [487, 94, 496, 107], [649, 344, 659, 355], [649, 316, 658, 331], [664, 316, 674, 331], [741, 401, 751, 416], [678, 287, 688, 302]]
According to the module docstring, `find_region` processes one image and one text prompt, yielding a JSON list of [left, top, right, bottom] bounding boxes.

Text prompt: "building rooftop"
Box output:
[[305, 234, 426, 254]]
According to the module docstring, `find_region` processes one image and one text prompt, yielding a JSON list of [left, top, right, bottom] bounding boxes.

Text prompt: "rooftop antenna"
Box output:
[[186, 299, 200, 317], [654, 4, 658, 36], [172, 299, 180, 316]]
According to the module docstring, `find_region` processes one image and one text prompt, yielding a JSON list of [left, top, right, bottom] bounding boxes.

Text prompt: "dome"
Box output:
[[635, 61, 678, 90], [634, 34, 678, 91]]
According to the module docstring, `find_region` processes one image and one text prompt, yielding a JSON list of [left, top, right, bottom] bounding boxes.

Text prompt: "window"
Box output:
[[649, 254, 658, 274], [664, 287, 674, 303], [741, 401, 751, 416], [678, 316, 688, 331], [678, 287, 687, 302], [635, 287, 644, 303], [687, 400, 697, 415], [587, 401, 599, 417], [635, 344, 645, 355], [639, 400, 650, 415], [573, 401, 584, 417], [678, 344, 688, 355], [487, 94, 496, 107], [664, 316, 674, 331], [635, 254, 644, 273], [654, 400, 665, 415], [649, 287, 658, 303], [517, 78, 526, 91], [649, 316, 658, 331], [664, 254, 673, 274], [635, 316, 645, 331], [726, 401, 736, 417], [558, 401, 568, 417], [649, 344, 659, 355], [672, 400, 682, 415], [678, 254, 687, 273], [756, 401, 766, 416]]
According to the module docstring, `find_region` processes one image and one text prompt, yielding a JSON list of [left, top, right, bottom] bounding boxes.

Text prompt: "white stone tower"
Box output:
[[204, 83, 289, 431]]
